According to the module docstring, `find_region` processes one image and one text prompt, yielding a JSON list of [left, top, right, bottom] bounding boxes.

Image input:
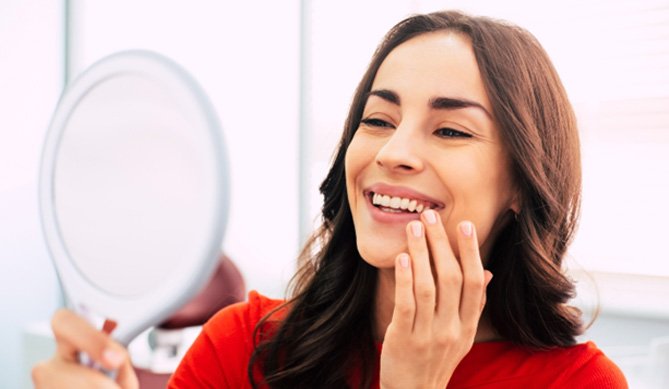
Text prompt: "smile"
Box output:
[[369, 191, 439, 214]]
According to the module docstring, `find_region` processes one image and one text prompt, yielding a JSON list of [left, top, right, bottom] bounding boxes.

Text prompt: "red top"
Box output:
[[169, 291, 628, 388]]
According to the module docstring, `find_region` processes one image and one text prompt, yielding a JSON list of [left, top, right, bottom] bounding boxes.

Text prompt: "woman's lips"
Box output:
[[361, 183, 444, 224]]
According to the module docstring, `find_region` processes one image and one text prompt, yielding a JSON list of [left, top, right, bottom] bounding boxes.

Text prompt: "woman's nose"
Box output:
[[374, 124, 424, 174]]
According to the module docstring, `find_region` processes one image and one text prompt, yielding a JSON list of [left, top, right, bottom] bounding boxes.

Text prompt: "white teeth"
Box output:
[[390, 196, 401, 208], [370, 192, 432, 213], [381, 195, 391, 207]]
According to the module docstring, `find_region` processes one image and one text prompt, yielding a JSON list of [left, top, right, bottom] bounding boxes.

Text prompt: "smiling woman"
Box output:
[[237, 10, 624, 388], [33, 10, 628, 389]]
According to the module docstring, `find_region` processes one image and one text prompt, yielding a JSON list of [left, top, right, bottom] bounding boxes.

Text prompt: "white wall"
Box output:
[[0, 1, 63, 387]]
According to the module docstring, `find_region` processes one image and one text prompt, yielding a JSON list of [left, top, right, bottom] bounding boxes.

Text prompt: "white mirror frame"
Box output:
[[39, 50, 229, 345]]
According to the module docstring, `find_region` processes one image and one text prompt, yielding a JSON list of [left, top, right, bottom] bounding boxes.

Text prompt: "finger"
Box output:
[[406, 220, 435, 333], [32, 358, 121, 389], [480, 270, 493, 311], [51, 309, 127, 371], [391, 253, 415, 332], [456, 221, 486, 323], [421, 210, 462, 319], [116, 357, 139, 389]]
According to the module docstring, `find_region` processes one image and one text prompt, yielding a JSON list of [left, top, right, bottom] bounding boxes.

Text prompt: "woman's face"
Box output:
[[345, 31, 519, 269]]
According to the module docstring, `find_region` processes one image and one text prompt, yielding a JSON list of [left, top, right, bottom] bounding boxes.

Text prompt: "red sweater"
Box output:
[[169, 291, 627, 388]]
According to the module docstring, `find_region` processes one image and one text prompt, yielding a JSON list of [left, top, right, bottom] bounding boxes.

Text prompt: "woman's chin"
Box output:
[[357, 240, 406, 269]]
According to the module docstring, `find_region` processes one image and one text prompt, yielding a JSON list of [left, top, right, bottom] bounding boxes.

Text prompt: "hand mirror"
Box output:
[[39, 50, 229, 347]]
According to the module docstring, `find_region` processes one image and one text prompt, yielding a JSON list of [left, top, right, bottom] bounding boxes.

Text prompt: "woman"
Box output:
[[33, 10, 627, 388]]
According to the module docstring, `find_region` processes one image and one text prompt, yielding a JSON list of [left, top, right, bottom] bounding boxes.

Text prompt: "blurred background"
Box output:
[[1, 0, 668, 387]]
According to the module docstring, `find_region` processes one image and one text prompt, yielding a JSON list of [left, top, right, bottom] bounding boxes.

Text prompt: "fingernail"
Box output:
[[411, 222, 422, 237], [424, 209, 437, 224], [460, 221, 473, 237], [102, 348, 124, 367], [399, 253, 410, 268]]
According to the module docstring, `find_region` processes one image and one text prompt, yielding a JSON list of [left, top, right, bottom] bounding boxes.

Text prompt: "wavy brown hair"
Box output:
[[249, 10, 583, 388]]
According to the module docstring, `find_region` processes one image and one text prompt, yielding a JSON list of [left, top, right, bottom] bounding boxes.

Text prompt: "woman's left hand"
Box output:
[[379, 210, 493, 389]]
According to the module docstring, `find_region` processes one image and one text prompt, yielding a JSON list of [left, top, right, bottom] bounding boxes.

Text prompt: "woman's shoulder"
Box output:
[[204, 290, 286, 337], [552, 341, 628, 387], [451, 341, 628, 388], [169, 291, 286, 388]]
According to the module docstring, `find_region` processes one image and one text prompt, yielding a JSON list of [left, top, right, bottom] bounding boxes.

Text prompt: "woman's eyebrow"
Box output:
[[430, 96, 492, 118], [367, 89, 491, 118], [366, 89, 400, 105]]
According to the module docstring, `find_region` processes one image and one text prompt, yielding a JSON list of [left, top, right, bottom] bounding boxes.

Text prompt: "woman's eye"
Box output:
[[435, 127, 472, 138], [360, 118, 394, 128]]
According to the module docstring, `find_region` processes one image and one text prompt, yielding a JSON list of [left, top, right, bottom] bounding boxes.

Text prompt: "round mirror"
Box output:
[[40, 50, 228, 345]]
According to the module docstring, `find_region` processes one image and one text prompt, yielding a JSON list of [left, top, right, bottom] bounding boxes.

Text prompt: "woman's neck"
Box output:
[[373, 267, 501, 343]]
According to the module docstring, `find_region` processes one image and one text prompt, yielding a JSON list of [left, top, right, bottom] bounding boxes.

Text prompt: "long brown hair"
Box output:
[[249, 10, 583, 388]]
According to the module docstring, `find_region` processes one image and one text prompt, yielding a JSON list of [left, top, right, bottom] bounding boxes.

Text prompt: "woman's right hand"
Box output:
[[31, 309, 139, 389], [379, 212, 492, 389]]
